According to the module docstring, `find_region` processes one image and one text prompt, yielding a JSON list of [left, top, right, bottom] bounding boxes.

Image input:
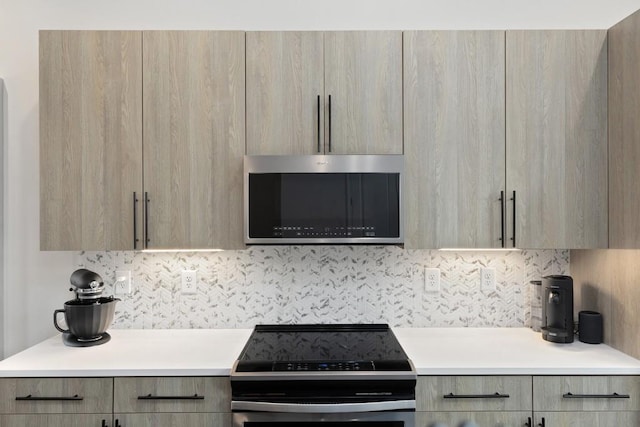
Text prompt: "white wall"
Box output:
[[1, 0, 639, 358]]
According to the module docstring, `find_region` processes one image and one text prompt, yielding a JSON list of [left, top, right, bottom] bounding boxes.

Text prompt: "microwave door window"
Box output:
[[279, 174, 349, 237], [359, 174, 400, 238], [248, 173, 400, 240]]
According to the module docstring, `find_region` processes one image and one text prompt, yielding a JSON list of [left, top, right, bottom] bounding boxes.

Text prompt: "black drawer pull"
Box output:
[[443, 392, 510, 399], [138, 393, 204, 400], [16, 394, 83, 401], [563, 392, 630, 399]]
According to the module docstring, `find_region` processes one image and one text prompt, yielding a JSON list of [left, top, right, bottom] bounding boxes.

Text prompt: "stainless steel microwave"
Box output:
[[244, 155, 404, 245]]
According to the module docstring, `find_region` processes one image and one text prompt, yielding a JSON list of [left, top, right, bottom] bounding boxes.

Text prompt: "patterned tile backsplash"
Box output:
[[75, 247, 568, 329]]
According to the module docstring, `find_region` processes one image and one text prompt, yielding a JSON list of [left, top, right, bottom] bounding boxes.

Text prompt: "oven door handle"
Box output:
[[231, 400, 416, 413]]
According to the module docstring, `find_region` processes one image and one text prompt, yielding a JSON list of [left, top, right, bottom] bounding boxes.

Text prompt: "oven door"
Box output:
[[233, 401, 415, 427]]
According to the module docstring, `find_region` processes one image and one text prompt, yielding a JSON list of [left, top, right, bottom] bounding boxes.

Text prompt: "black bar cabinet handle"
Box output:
[[15, 394, 83, 401], [102, 420, 108, 427], [499, 190, 505, 247], [317, 95, 321, 153], [563, 392, 630, 399], [538, 417, 545, 427], [137, 393, 204, 400], [133, 192, 139, 250], [510, 190, 516, 247], [443, 392, 510, 399], [328, 94, 332, 153], [115, 420, 121, 427], [525, 417, 532, 427], [144, 192, 150, 247]]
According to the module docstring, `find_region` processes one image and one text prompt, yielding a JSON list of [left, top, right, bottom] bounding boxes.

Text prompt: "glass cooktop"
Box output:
[[235, 324, 412, 372]]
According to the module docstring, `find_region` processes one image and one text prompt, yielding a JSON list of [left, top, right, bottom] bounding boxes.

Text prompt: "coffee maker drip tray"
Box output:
[[62, 332, 111, 347]]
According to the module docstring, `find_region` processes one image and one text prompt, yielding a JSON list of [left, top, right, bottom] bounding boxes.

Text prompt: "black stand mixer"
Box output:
[[53, 269, 120, 347]]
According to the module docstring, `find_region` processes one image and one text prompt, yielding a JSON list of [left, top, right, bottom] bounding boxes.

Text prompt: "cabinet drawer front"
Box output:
[[536, 411, 640, 427], [115, 413, 231, 427], [0, 414, 111, 427], [114, 377, 229, 413], [417, 376, 532, 411], [417, 411, 532, 427], [0, 378, 113, 414], [533, 376, 640, 411]]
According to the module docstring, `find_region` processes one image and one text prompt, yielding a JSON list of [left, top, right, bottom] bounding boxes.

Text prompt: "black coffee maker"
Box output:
[[541, 275, 574, 343]]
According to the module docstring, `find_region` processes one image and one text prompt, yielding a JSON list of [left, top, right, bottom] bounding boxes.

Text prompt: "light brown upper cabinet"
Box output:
[[246, 31, 403, 155], [405, 30, 607, 250], [143, 31, 245, 250], [506, 30, 608, 249], [40, 30, 245, 250], [40, 31, 143, 250], [609, 10, 640, 248], [404, 31, 506, 249]]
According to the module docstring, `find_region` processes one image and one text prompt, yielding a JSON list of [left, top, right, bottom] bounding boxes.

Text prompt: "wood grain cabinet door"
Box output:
[[533, 376, 640, 412], [143, 31, 245, 250], [417, 376, 532, 412], [324, 31, 403, 155], [40, 30, 143, 250], [0, 414, 111, 427], [404, 30, 506, 249], [246, 31, 402, 155], [246, 31, 324, 155], [534, 412, 640, 427], [114, 377, 230, 413], [609, 10, 640, 248], [0, 377, 113, 414], [114, 413, 231, 427], [506, 30, 608, 249], [417, 411, 532, 427]]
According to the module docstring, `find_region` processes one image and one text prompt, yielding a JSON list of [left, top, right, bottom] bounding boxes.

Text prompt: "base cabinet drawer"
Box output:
[[417, 376, 533, 411], [417, 411, 532, 427], [114, 377, 230, 413], [114, 413, 231, 426], [0, 414, 111, 426], [535, 411, 640, 426], [533, 376, 640, 411], [0, 378, 113, 414]]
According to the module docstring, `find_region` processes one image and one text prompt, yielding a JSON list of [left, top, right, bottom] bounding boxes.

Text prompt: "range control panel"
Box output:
[[273, 361, 375, 371]]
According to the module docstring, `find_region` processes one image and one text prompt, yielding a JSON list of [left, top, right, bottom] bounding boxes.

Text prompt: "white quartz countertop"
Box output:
[[0, 329, 253, 377], [1, 327, 640, 377], [394, 328, 640, 375]]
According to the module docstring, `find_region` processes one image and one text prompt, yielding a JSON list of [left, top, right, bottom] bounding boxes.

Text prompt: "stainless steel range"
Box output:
[[231, 324, 417, 427]]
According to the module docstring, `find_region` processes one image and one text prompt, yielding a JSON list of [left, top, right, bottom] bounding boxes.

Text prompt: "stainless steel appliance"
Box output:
[[541, 275, 574, 343], [231, 324, 416, 427], [53, 269, 119, 347], [244, 155, 404, 245]]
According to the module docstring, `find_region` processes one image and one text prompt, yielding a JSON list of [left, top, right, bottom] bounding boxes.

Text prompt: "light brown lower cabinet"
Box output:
[[534, 412, 640, 426], [0, 414, 111, 426], [417, 411, 532, 427], [417, 376, 533, 412], [113, 377, 231, 426], [417, 376, 533, 427], [114, 376, 230, 413], [114, 413, 231, 426]]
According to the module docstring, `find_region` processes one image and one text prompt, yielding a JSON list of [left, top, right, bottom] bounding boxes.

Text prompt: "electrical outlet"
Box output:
[[481, 268, 496, 291], [181, 270, 197, 295], [114, 270, 132, 295], [424, 268, 440, 293]]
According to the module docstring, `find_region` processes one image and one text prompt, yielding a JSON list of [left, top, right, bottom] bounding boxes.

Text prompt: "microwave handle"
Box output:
[[231, 399, 415, 413]]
